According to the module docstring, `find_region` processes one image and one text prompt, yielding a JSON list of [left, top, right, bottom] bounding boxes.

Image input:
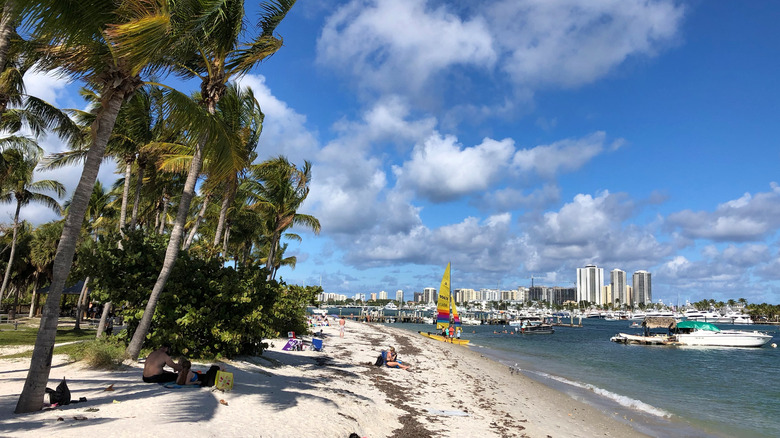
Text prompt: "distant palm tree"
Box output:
[[0, 148, 64, 306], [249, 156, 320, 280]]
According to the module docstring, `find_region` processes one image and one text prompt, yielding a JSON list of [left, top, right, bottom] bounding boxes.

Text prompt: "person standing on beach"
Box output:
[[142, 345, 182, 383], [339, 317, 346, 338]]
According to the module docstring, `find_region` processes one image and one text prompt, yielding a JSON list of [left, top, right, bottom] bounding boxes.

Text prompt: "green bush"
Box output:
[[81, 230, 320, 359], [69, 337, 126, 369]]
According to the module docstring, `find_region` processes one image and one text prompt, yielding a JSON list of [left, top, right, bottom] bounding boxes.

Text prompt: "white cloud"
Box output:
[[393, 134, 515, 202], [489, 0, 684, 88], [317, 0, 685, 107], [666, 183, 780, 242], [317, 0, 496, 96], [511, 131, 615, 178], [236, 75, 320, 164]]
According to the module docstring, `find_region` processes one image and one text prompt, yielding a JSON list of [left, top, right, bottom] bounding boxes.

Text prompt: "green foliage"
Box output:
[[82, 230, 319, 359], [67, 337, 126, 369]]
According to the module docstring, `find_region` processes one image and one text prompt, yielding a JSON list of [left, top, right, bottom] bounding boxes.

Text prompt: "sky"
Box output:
[[4, 0, 780, 306]]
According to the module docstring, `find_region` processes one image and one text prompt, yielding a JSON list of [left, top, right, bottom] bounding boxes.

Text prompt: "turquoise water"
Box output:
[[390, 319, 780, 438]]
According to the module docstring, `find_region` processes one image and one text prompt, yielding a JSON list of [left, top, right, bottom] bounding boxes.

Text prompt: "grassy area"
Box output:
[[0, 327, 98, 347]]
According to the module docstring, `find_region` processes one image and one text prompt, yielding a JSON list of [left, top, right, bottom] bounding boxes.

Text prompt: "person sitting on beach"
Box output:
[[176, 359, 202, 385], [385, 346, 410, 370], [142, 344, 182, 384]]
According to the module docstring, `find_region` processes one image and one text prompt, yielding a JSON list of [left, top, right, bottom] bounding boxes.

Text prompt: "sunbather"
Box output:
[[385, 346, 410, 370]]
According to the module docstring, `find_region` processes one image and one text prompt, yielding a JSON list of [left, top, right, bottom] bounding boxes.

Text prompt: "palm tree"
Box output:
[[28, 220, 62, 318], [14, 0, 175, 413], [0, 148, 64, 306], [210, 83, 263, 253], [249, 156, 320, 280], [115, 0, 297, 360]]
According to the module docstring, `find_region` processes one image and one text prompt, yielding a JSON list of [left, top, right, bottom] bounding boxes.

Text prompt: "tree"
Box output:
[[14, 0, 169, 413], [250, 156, 320, 280], [117, 0, 297, 360], [0, 148, 64, 306]]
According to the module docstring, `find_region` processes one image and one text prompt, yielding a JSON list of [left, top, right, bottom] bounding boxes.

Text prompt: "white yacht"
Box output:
[[683, 309, 721, 321], [673, 321, 772, 348]]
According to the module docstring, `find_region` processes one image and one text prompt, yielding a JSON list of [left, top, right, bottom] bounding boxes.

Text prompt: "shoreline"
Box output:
[[1, 320, 651, 437]]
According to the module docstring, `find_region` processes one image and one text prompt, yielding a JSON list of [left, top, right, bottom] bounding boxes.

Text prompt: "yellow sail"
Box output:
[[435, 263, 451, 330]]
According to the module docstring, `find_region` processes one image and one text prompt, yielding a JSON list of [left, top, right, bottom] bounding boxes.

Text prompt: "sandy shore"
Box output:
[[0, 320, 649, 437]]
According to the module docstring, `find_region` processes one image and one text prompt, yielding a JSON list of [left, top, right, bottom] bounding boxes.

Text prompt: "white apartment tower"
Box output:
[[577, 264, 604, 305], [610, 269, 628, 308], [423, 287, 437, 304], [395, 289, 404, 302], [632, 270, 652, 306]]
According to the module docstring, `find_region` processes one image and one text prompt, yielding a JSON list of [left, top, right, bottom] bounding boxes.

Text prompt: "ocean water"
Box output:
[[389, 318, 780, 438]]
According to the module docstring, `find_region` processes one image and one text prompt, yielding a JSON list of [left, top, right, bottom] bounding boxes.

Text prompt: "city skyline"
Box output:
[[4, 2, 780, 305]]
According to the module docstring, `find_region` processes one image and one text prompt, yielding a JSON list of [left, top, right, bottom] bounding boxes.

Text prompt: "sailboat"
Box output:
[[419, 263, 470, 345]]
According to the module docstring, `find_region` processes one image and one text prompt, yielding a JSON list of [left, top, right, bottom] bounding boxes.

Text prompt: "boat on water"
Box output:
[[611, 317, 773, 348], [519, 320, 555, 334], [419, 263, 469, 345], [673, 321, 772, 348]]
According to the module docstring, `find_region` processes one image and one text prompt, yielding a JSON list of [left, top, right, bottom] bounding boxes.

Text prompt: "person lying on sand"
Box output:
[[175, 358, 226, 387], [142, 344, 182, 384], [386, 346, 410, 370]]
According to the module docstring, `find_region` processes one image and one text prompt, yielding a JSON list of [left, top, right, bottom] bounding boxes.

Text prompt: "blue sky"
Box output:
[[5, 0, 780, 305]]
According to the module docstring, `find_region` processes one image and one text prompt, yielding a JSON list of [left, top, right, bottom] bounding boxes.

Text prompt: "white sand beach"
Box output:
[[0, 320, 648, 437]]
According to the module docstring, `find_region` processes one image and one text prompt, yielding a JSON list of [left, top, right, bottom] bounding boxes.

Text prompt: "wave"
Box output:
[[514, 366, 672, 418]]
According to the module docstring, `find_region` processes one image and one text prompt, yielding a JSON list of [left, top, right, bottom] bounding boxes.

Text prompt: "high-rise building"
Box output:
[[577, 264, 604, 305], [632, 270, 651, 306], [423, 287, 436, 303], [610, 269, 627, 308], [395, 289, 404, 302]]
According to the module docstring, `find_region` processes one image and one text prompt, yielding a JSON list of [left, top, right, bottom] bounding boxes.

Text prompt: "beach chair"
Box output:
[[311, 338, 324, 352]]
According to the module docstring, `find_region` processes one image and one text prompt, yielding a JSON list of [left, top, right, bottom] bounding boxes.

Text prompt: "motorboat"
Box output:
[[683, 309, 721, 322], [518, 320, 555, 334], [672, 321, 772, 348]]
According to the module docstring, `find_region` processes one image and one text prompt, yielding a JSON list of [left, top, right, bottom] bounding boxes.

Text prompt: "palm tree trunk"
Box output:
[[74, 277, 90, 330], [15, 84, 132, 414], [183, 194, 209, 250], [0, 200, 21, 307], [222, 221, 231, 254], [157, 190, 168, 234], [118, 159, 133, 233], [28, 273, 39, 318], [213, 185, 231, 247], [126, 140, 205, 360], [265, 231, 281, 280], [96, 301, 111, 338], [129, 165, 144, 229]]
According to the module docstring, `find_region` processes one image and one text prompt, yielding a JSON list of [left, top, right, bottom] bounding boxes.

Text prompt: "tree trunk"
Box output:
[[0, 200, 22, 308], [222, 221, 230, 254], [129, 165, 144, 229], [157, 190, 168, 234], [118, 159, 133, 233], [183, 194, 209, 250], [213, 185, 231, 247], [15, 83, 131, 414], [96, 301, 111, 338], [265, 231, 281, 280], [74, 277, 90, 330], [126, 140, 205, 360]]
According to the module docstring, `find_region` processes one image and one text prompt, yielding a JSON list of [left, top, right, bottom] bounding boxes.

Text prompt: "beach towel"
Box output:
[[163, 383, 201, 389], [215, 371, 233, 391]]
